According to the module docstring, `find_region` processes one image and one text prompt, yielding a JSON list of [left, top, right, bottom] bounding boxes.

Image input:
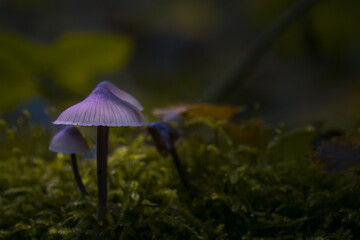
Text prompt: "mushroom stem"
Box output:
[[169, 149, 197, 199], [97, 126, 109, 220], [71, 153, 88, 198]]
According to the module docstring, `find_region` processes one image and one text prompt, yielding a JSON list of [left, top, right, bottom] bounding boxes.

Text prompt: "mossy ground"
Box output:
[[0, 116, 359, 240]]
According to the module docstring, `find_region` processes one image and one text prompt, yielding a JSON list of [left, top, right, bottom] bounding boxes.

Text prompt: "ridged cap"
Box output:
[[53, 86, 147, 127], [97, 81, 144, 111]]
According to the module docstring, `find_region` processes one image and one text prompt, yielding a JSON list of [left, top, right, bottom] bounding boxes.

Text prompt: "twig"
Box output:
[[201, 0, 323, 102]]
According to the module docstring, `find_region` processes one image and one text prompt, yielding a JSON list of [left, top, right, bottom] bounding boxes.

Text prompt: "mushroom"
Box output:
[[97, 80, 144, 111], [147, 122, 196, 198], [53, 86, 146, 219], [49, 125, 90, 198]]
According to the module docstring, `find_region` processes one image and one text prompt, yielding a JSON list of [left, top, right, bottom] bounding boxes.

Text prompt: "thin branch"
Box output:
[[201, 0, 323, 102]]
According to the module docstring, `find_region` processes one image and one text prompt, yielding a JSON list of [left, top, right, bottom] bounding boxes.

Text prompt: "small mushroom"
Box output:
[[97, 81, 144, 111], [49, 125, 90, 198], [147, 122, 196, 198], [54, 86, 146, 219]]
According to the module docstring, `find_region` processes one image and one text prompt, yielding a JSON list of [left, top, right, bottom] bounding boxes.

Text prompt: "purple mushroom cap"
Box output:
[[53, 86, 147, 127], [49, 126, 90, 154], [97, 81, 144, 111], [147, 122, 180, 156]]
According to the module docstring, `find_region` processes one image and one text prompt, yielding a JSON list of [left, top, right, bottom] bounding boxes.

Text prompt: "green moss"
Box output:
[[0, 118, 359, 239]]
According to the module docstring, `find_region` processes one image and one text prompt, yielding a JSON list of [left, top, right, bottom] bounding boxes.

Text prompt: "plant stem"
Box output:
[[71, 153, 87, 198], [97, 126, 109, 220], [170, 149, 197, 199]]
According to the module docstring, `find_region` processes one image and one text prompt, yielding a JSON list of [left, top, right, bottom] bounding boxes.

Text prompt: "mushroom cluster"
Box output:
[[51, 81, 146, 219]]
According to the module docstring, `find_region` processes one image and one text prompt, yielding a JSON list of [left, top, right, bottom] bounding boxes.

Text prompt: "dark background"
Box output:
[[1, 0, 360, 128]]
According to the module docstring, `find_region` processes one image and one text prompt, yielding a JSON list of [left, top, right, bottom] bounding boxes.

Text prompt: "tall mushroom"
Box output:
[[78, 81, 144, 142], [53, 86, 146, 219], [49, 125, 90, 198]]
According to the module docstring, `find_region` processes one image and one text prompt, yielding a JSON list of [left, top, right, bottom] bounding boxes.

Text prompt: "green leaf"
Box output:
[[0, 32, 134, 111], [49, 33, 134, 95], [267, 126, 318, 162], [0, 32, 44, 110]]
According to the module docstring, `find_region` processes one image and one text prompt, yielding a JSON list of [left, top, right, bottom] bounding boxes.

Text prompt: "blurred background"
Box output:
[[0, 0, 360, 128]]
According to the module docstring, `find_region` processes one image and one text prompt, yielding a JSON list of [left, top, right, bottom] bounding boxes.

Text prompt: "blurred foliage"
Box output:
[[1, 111, 360, 239], [249, 0, 360, 54], [267, 126, 318, 163], [184, 104, 244, 121], [0, 33, 42, 111], [49, 34, 133, 95], [153, 104, 244, 123], [0, 32, 133, 110], [1, 0, 360, 128]]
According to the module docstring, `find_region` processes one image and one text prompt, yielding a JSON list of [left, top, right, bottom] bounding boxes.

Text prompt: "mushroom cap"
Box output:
[[147, 122, 180, 156], [49, 126, 90, 154], [53, 86, 147, 127], [97, 81, 144, 111]]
